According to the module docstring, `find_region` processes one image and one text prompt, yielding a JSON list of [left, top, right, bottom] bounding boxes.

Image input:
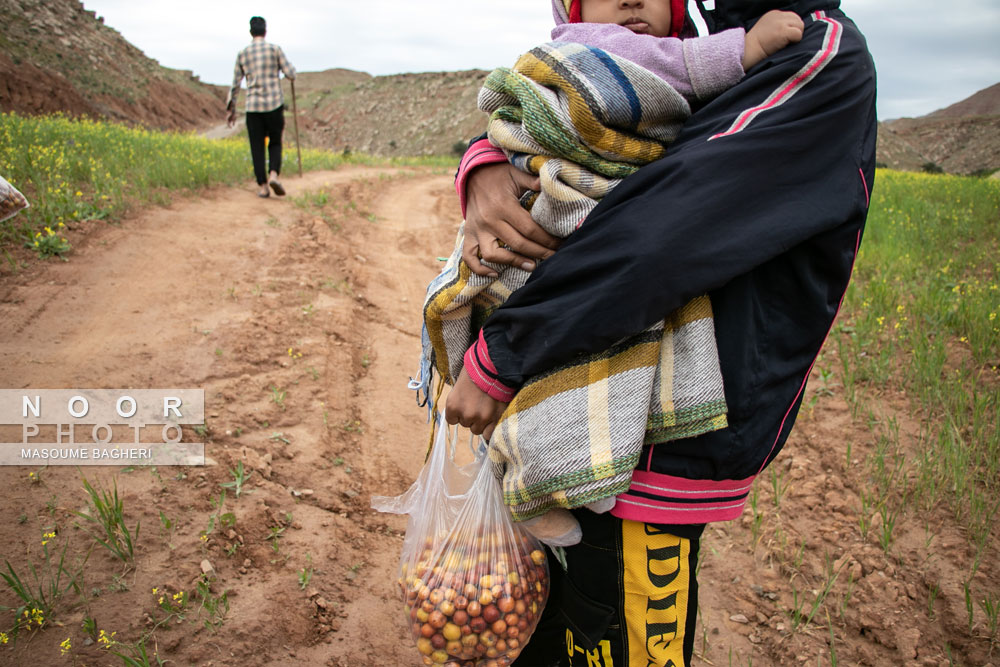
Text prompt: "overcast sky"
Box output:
[[80, 0, 1000, 121]]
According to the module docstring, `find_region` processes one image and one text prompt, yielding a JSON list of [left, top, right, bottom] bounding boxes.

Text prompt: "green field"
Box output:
[[839, 170, 998, 537], [0, 112, 455, 260]]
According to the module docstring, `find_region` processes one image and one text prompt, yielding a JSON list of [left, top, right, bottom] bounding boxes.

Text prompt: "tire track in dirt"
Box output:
[[268, 169, 462, 666]]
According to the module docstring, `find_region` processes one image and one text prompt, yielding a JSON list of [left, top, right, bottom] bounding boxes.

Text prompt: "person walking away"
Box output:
[[226, 16, 296, 198]]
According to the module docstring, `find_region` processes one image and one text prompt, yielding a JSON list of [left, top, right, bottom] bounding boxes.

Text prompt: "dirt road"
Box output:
[[1, 167, 994, 666], [1, 166, 461, 665]]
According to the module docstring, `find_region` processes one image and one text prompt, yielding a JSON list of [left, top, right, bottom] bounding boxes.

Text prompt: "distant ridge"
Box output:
[[0, 0, 224, 131], [0, 1, 997, 173], [877, 82, 1000, 175], [926, 82, 1000, 119]]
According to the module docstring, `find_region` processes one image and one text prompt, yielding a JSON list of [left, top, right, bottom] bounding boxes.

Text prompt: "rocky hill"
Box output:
[[0, 0, 224, 131], [876, 83, 1000, 175], [284, 72, 1000, 170], [1, 0, 997, 173], [927, 82, 1000, 119], [877, 115, 1000, 175], [280, 68, 490, 157]]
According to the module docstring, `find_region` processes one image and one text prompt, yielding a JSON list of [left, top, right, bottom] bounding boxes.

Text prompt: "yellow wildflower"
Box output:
[[24, 607, 44, 627], [60, 637, 71, 655], [200, 534, 208, 542], [152, 587, 159, 594], [0, 631, 7, 644]]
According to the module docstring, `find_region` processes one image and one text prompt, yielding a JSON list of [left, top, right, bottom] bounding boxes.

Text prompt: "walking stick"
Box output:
[[290, 79, 303, 177]]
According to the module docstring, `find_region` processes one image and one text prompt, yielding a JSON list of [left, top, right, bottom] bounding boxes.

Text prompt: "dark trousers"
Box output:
[[514, 511, 704, 667], [245, 105, 284, 185]]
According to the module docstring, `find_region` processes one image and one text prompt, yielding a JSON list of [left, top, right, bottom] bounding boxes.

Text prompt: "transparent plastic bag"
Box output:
[[0, 175, 29, 223], [372, 415, 550, 666]]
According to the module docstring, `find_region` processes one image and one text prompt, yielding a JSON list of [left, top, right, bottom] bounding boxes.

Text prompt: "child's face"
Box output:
[[580, 0, 673, 37]]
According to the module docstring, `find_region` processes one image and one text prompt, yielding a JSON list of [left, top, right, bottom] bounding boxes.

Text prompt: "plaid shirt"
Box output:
[[226, 38, 296, 113]]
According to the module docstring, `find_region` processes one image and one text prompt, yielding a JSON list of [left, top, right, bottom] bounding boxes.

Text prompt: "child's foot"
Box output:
[[258, 185, 270, 198], [269, 179, 285, 196]]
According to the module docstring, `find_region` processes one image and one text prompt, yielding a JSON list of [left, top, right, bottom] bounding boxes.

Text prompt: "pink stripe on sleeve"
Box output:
[[463, 330, 516, 403], [709, 12, 842, 141], [456, 139, 508, 218]]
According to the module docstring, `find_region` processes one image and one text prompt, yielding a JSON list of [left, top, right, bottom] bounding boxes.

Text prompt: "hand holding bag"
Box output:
[[372, 416, 550, 666]]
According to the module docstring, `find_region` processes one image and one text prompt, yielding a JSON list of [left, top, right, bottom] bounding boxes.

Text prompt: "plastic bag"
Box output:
[[0, 175, 29, 223], [372, 416, 550, 666]]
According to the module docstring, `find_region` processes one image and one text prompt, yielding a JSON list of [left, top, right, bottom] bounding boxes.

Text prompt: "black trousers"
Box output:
[[245, 105, 284, 185], [514, 511, 704, 667]]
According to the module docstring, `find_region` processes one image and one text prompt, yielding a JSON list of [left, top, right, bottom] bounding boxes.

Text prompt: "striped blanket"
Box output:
[[423, 42, 728, 521]]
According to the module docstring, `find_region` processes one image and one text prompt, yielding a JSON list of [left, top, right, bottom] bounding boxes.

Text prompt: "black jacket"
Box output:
[[473, 1, 877, 523]]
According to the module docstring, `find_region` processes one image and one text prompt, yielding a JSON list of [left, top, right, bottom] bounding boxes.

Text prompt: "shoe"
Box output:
[[269, 180, 285, 196], [257, 191, 270, 198]]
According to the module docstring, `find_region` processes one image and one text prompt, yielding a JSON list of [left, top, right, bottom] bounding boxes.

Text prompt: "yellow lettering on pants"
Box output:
[[566, 628, 615, 666], [622, 521, 690, 666]]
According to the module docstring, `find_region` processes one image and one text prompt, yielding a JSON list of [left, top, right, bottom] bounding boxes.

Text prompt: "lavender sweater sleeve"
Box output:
[[550, 24, 746, 102]]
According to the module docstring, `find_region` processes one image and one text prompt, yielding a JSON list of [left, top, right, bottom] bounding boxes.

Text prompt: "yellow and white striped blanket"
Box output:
[[423, 42, 728, 520]]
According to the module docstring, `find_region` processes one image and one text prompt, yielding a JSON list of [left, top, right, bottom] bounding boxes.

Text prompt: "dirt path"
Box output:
[[201, 121, 243, 141], [0, 166, 460, 666], [1, 168, 996, 666]]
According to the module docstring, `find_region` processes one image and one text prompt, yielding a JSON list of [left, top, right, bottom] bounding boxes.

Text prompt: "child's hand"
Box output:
[[445, 369, 508, 440], [743, 10, 804, 70]]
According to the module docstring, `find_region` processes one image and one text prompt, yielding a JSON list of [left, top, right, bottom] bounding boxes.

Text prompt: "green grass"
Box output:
[[0, 530, 87, 643], [0, 112, 456, 253], [73, 475, 140, 568], [835, 168, 998, 608]]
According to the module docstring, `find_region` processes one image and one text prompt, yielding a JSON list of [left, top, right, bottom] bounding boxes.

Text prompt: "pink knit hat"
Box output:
[[552, 0, 688, 36]]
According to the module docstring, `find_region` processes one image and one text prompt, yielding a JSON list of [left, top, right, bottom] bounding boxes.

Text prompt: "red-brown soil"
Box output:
[[0, 168, 996, 666]]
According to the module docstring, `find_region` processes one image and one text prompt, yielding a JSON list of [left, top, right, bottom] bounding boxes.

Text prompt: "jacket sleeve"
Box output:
[[482, 11, 878, 388], [455, 137, 507, 217], [550, 23, 746, 102]]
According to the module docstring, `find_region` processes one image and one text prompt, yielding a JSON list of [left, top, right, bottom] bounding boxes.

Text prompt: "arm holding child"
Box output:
[[446, 11, 805, 435]]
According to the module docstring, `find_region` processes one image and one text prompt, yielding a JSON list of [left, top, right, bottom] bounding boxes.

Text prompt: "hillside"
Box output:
[[875, 82, 1000, 175], [295, 71, 1000, 170], [927, 82, 1000, 119], [877, 115, 1000, 174], [0, 0, 224, 131], [1, 0, 997, 173], [282, 69, 490, 157]]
